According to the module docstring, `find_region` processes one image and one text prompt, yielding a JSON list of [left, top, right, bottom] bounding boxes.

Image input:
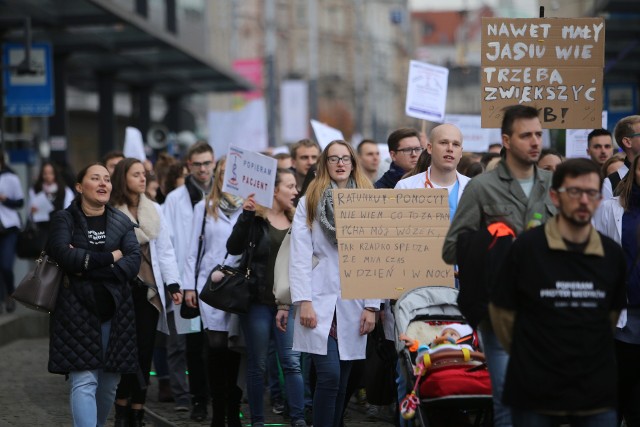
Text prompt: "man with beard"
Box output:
[[443, 105, 556, 427], [490, 159, 625, 427]]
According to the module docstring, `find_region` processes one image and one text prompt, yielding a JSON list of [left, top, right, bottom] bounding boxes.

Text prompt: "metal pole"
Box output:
[[308, 0, 318, 123], [265, 0, 277, 147], [353, 0, 364, 137]]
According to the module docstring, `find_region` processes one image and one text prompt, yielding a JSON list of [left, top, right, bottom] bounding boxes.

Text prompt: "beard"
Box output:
[[560, 207, 593, 227]]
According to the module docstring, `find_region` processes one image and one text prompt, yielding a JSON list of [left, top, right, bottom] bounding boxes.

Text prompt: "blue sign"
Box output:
[[2, 42, 54, 117]]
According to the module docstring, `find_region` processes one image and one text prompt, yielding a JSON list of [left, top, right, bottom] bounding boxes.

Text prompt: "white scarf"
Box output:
[[115, 194, 160, 244]]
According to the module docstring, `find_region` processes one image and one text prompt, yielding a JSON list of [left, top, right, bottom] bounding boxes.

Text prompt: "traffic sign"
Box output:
[[2, 42, 54, 116]]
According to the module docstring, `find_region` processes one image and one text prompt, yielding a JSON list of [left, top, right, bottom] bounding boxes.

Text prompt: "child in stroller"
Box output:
[[393, 287, 492, 427]]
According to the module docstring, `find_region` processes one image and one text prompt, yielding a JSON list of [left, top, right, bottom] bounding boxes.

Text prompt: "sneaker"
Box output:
[[272, 398, 285, 415], [190, 400, 207, 421], [174, 402, 190, 412], [366, 404, 379, 420], [292, 419, 307, 427]]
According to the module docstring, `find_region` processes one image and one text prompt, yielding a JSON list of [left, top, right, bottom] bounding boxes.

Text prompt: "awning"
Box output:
[[0, 0, 254, 95]]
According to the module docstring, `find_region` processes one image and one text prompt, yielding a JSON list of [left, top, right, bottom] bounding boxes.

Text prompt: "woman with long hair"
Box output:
[[289, 140, 380, 427], [226, 167, 306, 427], [0, 151, 23, 313], [46, 163, 141, 427], [110, 158, 183, 426], [594, 154, 640, 426], [182, 157, 245, 427]]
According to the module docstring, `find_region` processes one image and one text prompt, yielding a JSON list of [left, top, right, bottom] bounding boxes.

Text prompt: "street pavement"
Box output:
[[0, 305, 395, 427]]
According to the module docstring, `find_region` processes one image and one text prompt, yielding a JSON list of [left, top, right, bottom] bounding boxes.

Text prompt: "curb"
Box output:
[[145, 407, 179, 427]]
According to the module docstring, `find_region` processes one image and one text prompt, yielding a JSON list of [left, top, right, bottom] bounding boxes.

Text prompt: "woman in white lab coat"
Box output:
[[183, 157, 245, 427], [289, 140, 380, 427]]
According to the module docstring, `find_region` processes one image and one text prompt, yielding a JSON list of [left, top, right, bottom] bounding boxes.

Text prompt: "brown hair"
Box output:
[[110, 158, 143, 207], [204, 157, 228, 220], [305, 140, 372, 227], [617, 155, 640, 211]]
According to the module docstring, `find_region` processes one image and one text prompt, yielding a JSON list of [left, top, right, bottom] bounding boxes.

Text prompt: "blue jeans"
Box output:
[[240, 304, 304, 424], [0, 229, 18, 302], [267, 336, 284, 403], [310, 336, 353, 427], [511, 408, 617, 427], [68, 321, 121, 427], [478, 320, 512, 427]]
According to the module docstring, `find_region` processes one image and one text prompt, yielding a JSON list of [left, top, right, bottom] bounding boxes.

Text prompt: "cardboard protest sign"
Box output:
[[222, 145, 277, 208], [405, 60, 449, 123], [481, 17, 605, 129], [334, 189, 454, 299]]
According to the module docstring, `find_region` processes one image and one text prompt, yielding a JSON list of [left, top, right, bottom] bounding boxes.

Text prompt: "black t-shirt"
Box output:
[[85, 213, 115, 321], [493, 226, 626, 411]]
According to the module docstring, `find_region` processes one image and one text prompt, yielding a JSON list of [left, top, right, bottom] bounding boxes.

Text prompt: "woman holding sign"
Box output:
[[226, 168, 307, 427], [289, 140, 380, 427]]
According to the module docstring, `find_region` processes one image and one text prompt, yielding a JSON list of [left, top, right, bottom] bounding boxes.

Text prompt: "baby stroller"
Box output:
[[393, 286, 493, 427]]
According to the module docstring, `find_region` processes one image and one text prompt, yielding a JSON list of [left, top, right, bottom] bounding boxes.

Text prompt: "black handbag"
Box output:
[[180, 208, 208, 320], [17, 220, 48, 259], [199, 237, 256, 315], [12, 252, 64, 313], [364, 322, 398, 405]]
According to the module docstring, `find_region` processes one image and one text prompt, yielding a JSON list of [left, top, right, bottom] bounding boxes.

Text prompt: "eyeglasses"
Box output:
[[395, 147, 423, 155], [627, 133, 640, 139], [557, 187, 602, 200], [327, 156, 352, 165], [191, 161, 213, 169]]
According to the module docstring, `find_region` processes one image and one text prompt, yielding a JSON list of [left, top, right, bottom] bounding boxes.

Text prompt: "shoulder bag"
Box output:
[[13, 251, 65, 313], [273, 228, 319, 305], [17, 219, 48, 259], [180, 209, 207, 320], [199, 227, 256, 315]]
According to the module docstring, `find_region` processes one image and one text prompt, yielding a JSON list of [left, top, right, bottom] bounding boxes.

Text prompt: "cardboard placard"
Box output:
[[481, 17, 605, 129], [334, 189, 454, 300]]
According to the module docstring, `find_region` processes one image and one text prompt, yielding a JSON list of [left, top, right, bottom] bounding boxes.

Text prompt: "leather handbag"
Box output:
[[199, 233, 257, 315], [12, 252, 64, 313]]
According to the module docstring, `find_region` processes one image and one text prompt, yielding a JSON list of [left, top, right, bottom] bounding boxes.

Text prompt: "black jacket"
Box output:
[[226, 210, 273, 305], [46, 200, 141, 374], [374, 162, 406, 189]]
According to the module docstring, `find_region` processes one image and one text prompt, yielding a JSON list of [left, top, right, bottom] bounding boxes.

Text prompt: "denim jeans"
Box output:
[[0, 229, 18, 302], [267, 336, 284, 403], [68, 321, 121, 427], [478, 320, 512, 427], [511, 408, 617, 427], [310, 336, 353, 427], [240, 304, 305, 424]]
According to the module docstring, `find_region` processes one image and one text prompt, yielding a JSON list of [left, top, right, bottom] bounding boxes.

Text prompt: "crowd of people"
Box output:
[[0, 109, 639, 427]]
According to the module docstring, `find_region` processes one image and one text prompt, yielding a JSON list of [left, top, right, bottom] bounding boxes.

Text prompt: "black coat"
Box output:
[[46, 201, 141, 374], [226, 209, 272, 305]]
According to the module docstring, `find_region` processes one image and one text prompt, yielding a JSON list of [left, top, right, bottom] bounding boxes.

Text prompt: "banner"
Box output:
[[334, 189, 454, 299], [405, 60, 449, 123], [481, 17, 605, 129], [222, 146, 277, 208]]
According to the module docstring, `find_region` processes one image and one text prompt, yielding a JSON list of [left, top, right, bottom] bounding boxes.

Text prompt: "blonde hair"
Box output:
[[205, 157, 227, 219], [305, 140, 373, 227]]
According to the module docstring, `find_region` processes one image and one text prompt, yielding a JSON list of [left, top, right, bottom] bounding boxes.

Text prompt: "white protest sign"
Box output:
[[405, 60, 449, 123], [222, 146, 278, 208], [123, 126, 146, 162], [565, 111, 608, 159], [310, 119, 345, 150]]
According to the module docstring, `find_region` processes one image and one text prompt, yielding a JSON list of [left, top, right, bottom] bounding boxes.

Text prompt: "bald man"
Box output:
[[395, 123, 470, 220]]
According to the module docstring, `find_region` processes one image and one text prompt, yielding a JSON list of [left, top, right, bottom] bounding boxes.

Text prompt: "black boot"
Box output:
[[226, 386, 243, 427], [129, 408, 145, 427], [208, 348, 227, 427], [114, 404, 130, 427]]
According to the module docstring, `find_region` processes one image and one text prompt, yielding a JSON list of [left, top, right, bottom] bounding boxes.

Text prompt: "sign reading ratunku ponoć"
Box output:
[[481, 17, 605, 129], [333, 189, 454, 300]]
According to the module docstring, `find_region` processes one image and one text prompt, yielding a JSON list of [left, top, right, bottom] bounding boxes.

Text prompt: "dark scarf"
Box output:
[[318, 178, 356, 245], [219, 192, 243, 217]]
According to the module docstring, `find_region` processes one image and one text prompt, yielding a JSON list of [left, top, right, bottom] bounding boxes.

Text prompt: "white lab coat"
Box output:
[[149, 202, 182, 334], [163, 185, 197, 277], [0, 171, 23, 228], [289, 196, 380, 360], [394, 168, 470, 198], [593, 196, 623, 244], [182, 200, 241, 332]]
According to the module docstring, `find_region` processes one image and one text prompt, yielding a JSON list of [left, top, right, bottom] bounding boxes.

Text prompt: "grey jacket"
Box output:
[[442, 159, 556, 264]]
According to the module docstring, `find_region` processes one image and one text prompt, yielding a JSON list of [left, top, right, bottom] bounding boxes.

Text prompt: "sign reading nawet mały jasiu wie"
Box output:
[[333, 189, 453, 300], [481, 17, 605, 129]]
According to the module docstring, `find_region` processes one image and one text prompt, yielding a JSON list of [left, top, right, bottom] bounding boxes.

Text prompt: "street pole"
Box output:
[[265, 0, 278, 147], [308, 0, 318, 124]]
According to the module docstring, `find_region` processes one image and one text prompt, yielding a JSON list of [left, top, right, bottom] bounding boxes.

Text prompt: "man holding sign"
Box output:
[[443, 105, 556, 427]]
